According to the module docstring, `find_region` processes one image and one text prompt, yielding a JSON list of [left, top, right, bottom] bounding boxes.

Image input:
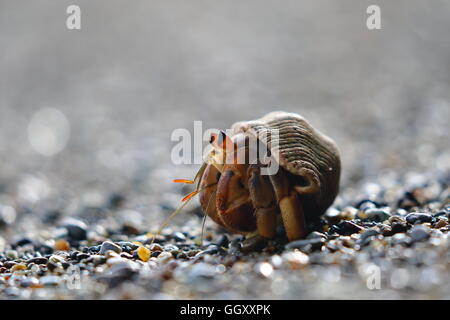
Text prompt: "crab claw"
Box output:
[[215, 164, 256, 234]]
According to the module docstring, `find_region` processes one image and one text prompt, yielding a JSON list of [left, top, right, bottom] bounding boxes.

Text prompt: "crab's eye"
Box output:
[[209, 133, 217, 144]]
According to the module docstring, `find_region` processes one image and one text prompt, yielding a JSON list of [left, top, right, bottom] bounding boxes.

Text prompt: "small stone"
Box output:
[[216, 234, 230, 248], [117, 241, 139, 251], [55, 239, 71, 251], [307, 231, 327, 240], [157, 251, 173, 263], [176, 252, 188, 259], [324, 207, 341, 224], [26, 257, 48, 265], [20, 277, 40, 288], [334, 221, 365, 236], [151, 251, 161, 258], [149, 243, 163, 252], [6, 250, 18, 260], [14, 238, 33, 247], [283, 251, 309, 269], [340, 207, 357, 220], [358, 208, 391, 222], [104, 250, 120, 259], [356, 200, 377, 211], [4, 261, 17, 269], [98, 261, 139, 288], [62, 218, 88, 241], [405, 212, 433, 225], [285, 238, 325, 252], [391, 222, 409, 234], [100, 241, 122, 255], [255, 262, 273, 278], [435, 219, 448, 229], [40, 275, 61, 287], [76, 253, 90, 261], [408, 225, 430, 242], [357, 228, 380, 246], [49, 255, 65, 264], [173, 232, 186, 242], [137, 246, 151, 262], [11, 263, 27, 272], [120, 252, 133, 259], [90, 255, 107, 266]]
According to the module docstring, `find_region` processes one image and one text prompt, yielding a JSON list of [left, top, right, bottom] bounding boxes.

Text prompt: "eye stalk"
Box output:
[[207, 131, 237, 172]]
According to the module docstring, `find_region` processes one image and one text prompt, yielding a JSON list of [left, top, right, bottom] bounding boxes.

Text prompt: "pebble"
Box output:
[[357, 228, 380, 246], [55, 239, 71, 251], [255, 262, 274, 278], [100, 241, 122, 255], [149, 243, 163, 252], [40, 275, 61, 287], [4, 261, 17, 269], [137, 246, 151, 262], [333, 221, 365, 236], [100, 261, 138, 288], [157, 251, 173, 263], [76, 253, 91, 261], [49, 255, 65, 264], [14, 238, 33, 247], [406, 213, 433, 225], [5, 250, 18, 260], [409, 225, 431, 242], [62, 219, 88, 241], [435, 219, 448, 229], [117, 241, 139, 251], [285, 238, 325, 252], [26, 257, 48, 265], [173, 232, 186, 242], [216, 234, 230, 248], [11, 263, 27, 272], [283, 251, 309, 269], [19, 277, 39, 288], [356, 200, 378, 211], [358, 208, 391, 222]]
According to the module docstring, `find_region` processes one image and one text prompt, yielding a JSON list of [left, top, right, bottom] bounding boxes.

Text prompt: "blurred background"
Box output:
[[0, 0, 449, 235]]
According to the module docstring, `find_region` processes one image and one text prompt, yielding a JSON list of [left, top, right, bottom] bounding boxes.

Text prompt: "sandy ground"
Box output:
[[0, 1, 449, 299]]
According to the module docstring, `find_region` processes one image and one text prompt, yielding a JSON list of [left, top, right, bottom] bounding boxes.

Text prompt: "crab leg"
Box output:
[[198, 164, 227, 229], [247, 165, 278, 239], [269, 169, 307, 241]]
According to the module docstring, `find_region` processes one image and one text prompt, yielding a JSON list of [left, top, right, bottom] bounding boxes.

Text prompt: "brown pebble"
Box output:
[[149, 243, 163, 252], [435, 219, 448, 229], [11, 263, 27, 272], [55, 239, 71, 251]]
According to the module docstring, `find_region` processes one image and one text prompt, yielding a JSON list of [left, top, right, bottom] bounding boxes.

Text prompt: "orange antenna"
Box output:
[[182, 190, 199, 202], [151, 163, 210, 244], [173, 179, 195, 184]]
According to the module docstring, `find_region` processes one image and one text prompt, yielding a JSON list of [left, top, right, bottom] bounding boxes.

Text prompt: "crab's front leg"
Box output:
[[269, 169, 307, 241], [240, 165, 279, 252], [247, 164, 278, 239]]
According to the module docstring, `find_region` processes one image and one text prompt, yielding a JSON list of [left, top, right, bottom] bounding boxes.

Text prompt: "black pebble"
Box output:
[[63, 220, 88, 241], [334, 221, 365, 236], [285, 238, 325, 252], [14, 238, 33, 247], [405, 213, 433, 225], [26, 257, 48, 265], [216, 235, 230, 248]]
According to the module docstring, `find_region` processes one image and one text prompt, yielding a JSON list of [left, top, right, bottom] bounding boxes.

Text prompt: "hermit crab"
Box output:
[[171, 111, 341, 251]]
